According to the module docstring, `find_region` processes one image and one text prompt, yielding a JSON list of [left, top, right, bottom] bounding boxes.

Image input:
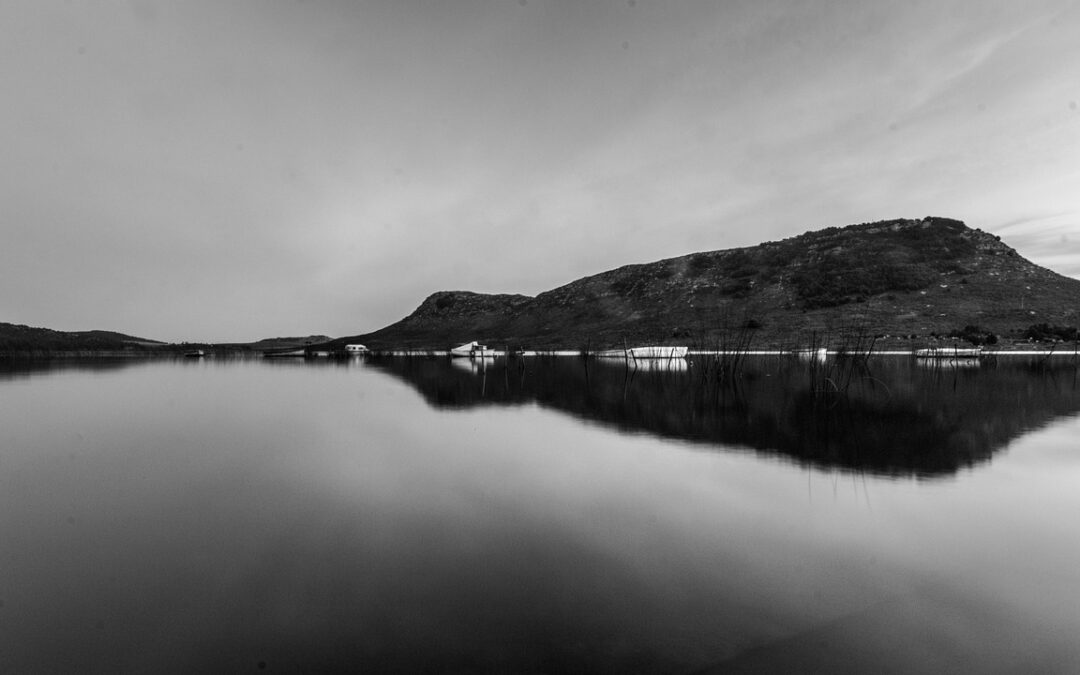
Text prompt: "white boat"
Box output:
[[450, 341, 502, 358], [345, 344, 369, 354], [596, 346, 689, 359], [628, 346, 688, 359], [915, 347, 982, 359]]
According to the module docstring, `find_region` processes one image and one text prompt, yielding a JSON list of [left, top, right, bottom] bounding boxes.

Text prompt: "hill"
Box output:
[[243, 335, 334, 351], [0, 323, 163, 355], [0, 325, 342, 356], [336, 217, 1080, 351]]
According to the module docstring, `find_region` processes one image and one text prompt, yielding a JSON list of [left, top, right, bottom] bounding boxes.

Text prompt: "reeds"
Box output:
[[690, 318, 758, 391]]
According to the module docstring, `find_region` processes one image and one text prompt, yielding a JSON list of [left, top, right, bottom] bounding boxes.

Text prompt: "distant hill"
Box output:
[[0, 324, 339, 356], [245, 335, 334, 351], [336, 217, 1080, 350], [0, 323, 163, 354]]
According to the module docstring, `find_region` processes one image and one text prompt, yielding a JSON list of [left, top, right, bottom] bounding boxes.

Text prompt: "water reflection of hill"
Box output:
[[0, 358, 152, 381], [368, 356, 1080, 478]]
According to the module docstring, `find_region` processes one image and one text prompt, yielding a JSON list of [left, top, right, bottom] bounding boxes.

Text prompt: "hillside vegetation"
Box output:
[[339, 217, 1080, 351]]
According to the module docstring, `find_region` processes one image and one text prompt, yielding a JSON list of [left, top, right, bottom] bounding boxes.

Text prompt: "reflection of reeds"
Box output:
[[799, 331, 830, 396], [829, 322, 878, 393]]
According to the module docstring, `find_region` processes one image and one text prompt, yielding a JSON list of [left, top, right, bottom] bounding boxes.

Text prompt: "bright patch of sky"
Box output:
[[2, 0, 1078, 342]]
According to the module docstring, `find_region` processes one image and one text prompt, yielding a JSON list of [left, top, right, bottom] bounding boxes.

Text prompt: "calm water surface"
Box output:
[[1, 355, 1079, 673]]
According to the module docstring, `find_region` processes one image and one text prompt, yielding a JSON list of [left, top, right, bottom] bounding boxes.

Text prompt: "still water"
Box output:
[[1, 355, 1079, 673]]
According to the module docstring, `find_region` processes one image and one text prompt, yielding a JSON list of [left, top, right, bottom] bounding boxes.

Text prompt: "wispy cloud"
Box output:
[[3, 1, 1079, 339]]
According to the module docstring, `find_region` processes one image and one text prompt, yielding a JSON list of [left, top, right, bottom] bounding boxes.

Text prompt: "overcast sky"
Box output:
[[3, 1, 1079, 342]]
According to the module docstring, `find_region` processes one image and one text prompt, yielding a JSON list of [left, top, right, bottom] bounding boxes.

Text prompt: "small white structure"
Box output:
[[345, 344, 369, 354], [450, 341, 501, 358]]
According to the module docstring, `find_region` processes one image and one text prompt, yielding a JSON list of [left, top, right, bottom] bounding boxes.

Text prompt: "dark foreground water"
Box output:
[[1, 355, 1079, 673]]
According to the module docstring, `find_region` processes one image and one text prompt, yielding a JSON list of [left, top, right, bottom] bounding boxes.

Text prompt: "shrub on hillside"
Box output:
[[688, 253, 713, 274], [948, 325, 998, 346], [1023, 323, 1079, 342]]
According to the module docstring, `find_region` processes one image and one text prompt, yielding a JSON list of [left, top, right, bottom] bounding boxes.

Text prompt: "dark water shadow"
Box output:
[[364, 355, 1080, 479]]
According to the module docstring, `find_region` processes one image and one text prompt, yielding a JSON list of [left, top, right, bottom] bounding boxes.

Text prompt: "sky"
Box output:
[[2, 0, 1079, 343]]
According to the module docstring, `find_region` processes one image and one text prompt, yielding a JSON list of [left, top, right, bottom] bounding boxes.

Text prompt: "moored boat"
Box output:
[[450, 341, 502, 358], [596, 346, 689, 359]]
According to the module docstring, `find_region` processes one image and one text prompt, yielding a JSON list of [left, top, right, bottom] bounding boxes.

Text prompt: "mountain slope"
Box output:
[[342, 217, 1080, 350]]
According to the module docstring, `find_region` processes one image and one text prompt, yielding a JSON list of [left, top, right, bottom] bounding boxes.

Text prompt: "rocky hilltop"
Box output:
[[339, 217, 1080, 351]]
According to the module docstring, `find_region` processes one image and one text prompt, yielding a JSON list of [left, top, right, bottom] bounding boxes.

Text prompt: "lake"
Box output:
[[2, 354, 1079, 673]]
